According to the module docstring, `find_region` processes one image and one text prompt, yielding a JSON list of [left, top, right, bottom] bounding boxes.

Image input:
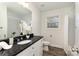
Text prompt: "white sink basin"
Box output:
[[17, 40, 31, 45]]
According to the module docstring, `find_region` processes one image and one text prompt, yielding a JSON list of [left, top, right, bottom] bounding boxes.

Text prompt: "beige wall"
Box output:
[[41, 6, 75, 48]]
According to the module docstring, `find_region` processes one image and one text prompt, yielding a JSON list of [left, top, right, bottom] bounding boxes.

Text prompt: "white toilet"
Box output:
[[43, 41, 50, 51]]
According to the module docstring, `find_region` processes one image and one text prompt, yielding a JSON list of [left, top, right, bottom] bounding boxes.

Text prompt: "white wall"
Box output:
[[68, 6, 75, 47], [64, 15, 69, 53], [27, 3, 41, 35], [75, 2, 79, 48], [41, 6, 75, 48]]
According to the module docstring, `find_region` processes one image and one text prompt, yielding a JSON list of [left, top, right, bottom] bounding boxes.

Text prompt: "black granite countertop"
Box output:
[[0, 36, 43, 56]]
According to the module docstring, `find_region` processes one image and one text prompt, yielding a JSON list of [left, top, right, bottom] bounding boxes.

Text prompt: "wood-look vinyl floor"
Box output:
[[43, 46, 67, 56]]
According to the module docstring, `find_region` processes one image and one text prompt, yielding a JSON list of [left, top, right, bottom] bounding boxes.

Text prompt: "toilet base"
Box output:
[[43, 46, 49, 51], [43, 41, 50, 51]]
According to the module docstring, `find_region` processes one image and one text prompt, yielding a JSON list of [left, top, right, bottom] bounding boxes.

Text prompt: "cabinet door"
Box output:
[[32, 39, 43, 56], [38, 39, 43, 56], [17, 46, 33, 56]]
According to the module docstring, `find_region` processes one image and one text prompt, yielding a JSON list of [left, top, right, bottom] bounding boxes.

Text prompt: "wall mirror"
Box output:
[[0, 2, 32, 40]]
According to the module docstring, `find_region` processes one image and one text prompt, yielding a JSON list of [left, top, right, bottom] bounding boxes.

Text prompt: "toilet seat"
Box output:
[[43, 41, 50, 45]]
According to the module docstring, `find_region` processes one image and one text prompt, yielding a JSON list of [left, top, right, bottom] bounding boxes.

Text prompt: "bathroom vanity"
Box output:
[[0, 36, 43, 56], [0, 2, 43, 56], [17, 36, 43, 56]]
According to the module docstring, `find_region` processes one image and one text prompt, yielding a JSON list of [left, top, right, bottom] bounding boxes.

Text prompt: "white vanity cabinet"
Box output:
[[17, 38, 43, 56], [32, 38, 43, 56], [17, 45, 33, 56]]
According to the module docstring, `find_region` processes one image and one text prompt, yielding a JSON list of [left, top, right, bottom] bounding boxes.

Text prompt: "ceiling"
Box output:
[[34, 2, 75, 12]]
